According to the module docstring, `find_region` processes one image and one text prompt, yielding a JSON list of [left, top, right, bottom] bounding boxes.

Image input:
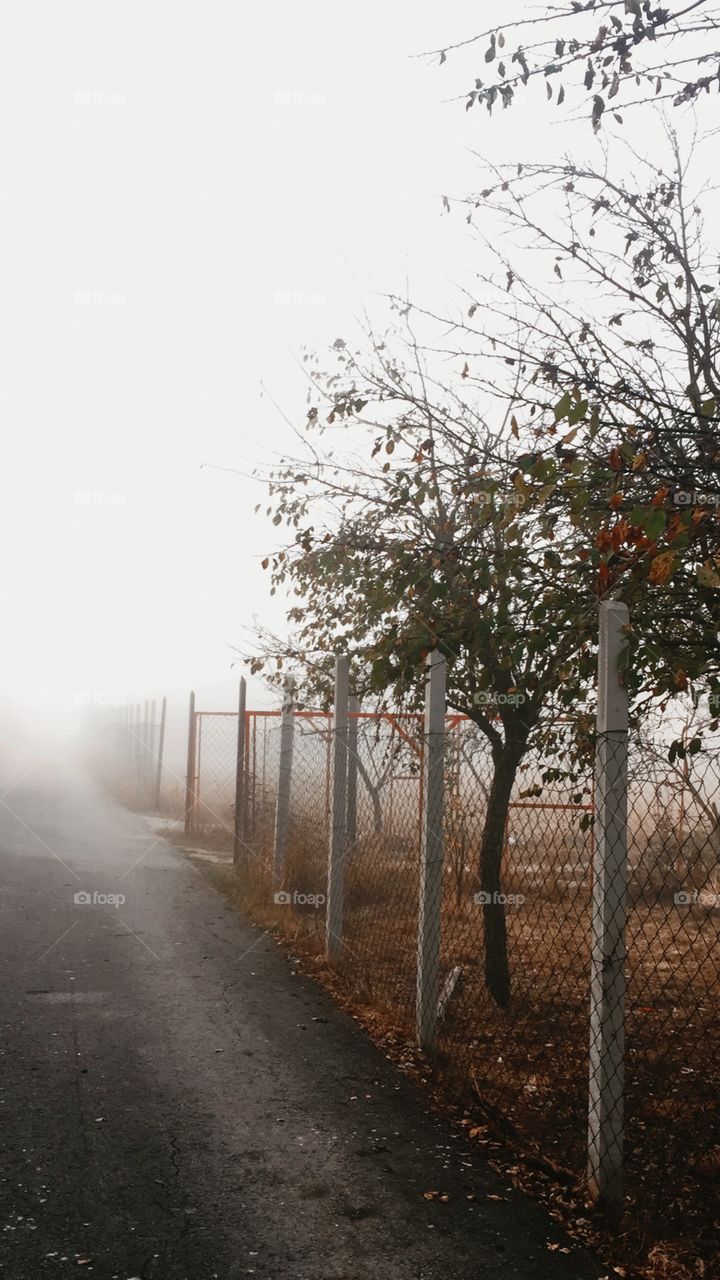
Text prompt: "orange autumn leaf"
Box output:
[[609, 492, 624, 510], [611, 519, 630, 550], [648, 551, 675, 585], [651, 486, 669, 508], [609, 448, 623, 471]]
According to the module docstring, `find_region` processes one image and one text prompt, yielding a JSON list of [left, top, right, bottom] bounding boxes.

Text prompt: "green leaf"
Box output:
[[643, 509, 666, 541], [554, 391, 573, 423], [567, 399, 588, 426]]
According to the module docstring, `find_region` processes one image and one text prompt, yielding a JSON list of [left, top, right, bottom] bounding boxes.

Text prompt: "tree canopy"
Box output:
[[426, 1, 720, 127]]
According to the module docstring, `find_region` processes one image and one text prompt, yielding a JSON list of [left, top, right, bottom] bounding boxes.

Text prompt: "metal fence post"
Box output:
[[154, 696, 166, 812], [326, 656, 350, 959], [417, 649, 446, 1055], [347, 694, 359, 855], [233, 677, 247, 869], [272, 682, 295, 887], [142, 699, 150, 793], [122, 704, 130, 780], [149, 699, 157, 794], [130, 704, 137, 789], [184, 691, 197, 838], [243, 710, 253, 842], [587, 600, 630, 1209]]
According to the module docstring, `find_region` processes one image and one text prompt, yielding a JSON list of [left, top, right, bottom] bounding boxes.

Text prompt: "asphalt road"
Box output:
[[0, 759, 606, 1280]]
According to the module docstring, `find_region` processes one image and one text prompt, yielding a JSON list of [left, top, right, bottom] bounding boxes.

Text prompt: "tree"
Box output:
[[425, 1, 720, 127], [254, 143, 720, 1008], [256, 335, 598, 1007], [440, 138, 720, 676]]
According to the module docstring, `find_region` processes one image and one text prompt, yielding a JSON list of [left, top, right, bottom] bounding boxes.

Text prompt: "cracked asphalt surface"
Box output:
[[0, 762, 607, 1279]]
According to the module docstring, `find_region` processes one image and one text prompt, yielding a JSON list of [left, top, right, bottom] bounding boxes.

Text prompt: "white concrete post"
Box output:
[[154, 696, 167, 812], [346, 694, 359, 856], [142, 699, 150, 791], [233, 677, 247, 869], [587, 600, 630, 1209], [326, 656, 350, 959], [149, 698, 157, 777], [272, 682, 295, 887], [417, 649, 446, 1055]]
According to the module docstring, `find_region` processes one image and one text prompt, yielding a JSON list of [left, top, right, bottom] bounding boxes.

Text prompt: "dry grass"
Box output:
[[174, 812, 719, 1280]]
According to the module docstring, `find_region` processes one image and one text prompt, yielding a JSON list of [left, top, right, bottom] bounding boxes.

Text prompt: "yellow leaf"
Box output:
[[648, 551, 675, 585]]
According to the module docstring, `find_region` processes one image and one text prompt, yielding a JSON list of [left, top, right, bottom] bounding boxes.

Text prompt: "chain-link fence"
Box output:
[[87, 696, 191, 821], [91, 631, 719, 1274], [229, 658, 716, 1269]]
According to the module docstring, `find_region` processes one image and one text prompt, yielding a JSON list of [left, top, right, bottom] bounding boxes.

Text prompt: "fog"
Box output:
[[0, 0, 705, 755]]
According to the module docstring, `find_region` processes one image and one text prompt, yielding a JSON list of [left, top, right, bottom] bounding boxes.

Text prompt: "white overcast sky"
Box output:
[[0, 0, 707, 730]]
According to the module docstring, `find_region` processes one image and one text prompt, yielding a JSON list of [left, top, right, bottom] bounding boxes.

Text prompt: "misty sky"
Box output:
[[0, 1, 693, 726]]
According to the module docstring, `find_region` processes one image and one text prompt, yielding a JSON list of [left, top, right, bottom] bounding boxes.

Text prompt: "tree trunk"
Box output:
[[356, 756, 383, 833], [478, 736, 527, 1009]]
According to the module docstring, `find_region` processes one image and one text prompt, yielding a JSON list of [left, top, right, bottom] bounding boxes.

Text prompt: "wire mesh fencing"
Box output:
[[232, 656, 717, 1268], [91, 644, 719, 1272], [86, 698, 174, 814]]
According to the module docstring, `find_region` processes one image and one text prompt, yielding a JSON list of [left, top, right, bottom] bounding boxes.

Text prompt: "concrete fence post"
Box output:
[[154, 696, 167, 812], [272, 682, 295, 887], [133, 703, 140, 789], [326, 656, 350, 959], [184, 691, 197, 837], [587, 600, 630, 1209], [122, 704, 130, 779], [134, 704, 144, 798], [149, 699, 157, 793], [347, 694, 359, 855], [233, 677, 247, 869], [142, 700, 150, 791], [417, 649, 446, 1055]]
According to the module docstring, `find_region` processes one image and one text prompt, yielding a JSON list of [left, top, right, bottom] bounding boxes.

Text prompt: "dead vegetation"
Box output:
[[180, 805, 719, 1280]]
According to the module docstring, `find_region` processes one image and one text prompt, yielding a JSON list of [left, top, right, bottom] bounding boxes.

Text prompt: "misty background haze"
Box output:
[[0, 0, 699, 746]]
